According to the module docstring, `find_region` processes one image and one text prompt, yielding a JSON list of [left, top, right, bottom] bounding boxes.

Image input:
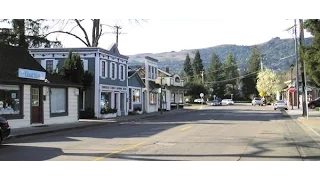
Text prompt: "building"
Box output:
[[0, 44, 81, 128], [29, 44, 129, 118], [155, 67, 185, 110], [128, 69, 145, 112], [282, 76, 320, 106]]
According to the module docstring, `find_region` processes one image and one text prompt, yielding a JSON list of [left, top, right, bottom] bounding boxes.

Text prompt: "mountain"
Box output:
[[128, 37, 313, 74]]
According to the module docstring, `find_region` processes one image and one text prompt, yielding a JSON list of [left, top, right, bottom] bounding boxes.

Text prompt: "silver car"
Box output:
[[274, 100, 288, 110]]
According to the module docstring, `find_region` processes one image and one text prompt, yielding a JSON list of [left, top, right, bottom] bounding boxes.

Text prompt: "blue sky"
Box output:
[[0, 19, 312, 55]]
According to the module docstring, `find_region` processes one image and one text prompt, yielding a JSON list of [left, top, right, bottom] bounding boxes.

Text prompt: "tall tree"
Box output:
[[62, 52, 85, 84], [183, 53, 193, 80], [45, 19, 146, 47], [224, 53, 239, 90], [0, 19, 61, 48], [192, 50, 204, 80], [302, 19, 320, 86], [256, 69, 282, 97], [206, 52, 225, 98], [241, 46, 261, 99]]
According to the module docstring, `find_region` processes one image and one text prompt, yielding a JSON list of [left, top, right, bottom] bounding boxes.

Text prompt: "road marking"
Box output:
[[92, 142, 145, 161], [180, 126, 192, 131]]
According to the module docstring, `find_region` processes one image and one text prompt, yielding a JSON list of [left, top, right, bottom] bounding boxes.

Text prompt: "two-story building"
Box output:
[[29, 44, 129, 118]]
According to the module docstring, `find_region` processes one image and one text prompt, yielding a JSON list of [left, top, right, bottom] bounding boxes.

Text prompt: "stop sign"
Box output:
[[289, 86, 295, 93]]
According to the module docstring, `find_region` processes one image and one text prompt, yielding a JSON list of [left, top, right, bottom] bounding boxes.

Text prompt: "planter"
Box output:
[[136, 110, 143, 115], [101, 113, 117, 119]]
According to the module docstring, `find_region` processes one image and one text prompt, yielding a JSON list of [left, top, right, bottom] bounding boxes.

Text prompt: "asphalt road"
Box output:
[[1, 103, 320, 161]]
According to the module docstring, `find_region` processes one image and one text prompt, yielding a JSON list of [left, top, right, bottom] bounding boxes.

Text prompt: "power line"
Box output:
[[203, 70, 260, 85]]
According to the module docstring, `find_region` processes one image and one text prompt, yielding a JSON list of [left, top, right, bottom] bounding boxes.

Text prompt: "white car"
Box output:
[[274, 100, 288, 110], [252, 97, 263, 106], [194, 98, 204, 103], [222, 99, 234, 105]]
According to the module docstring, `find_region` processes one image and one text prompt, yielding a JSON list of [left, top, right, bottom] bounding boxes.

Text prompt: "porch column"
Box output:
[[111, 92, 115, 109], [177, 91, 180, 109], [117, 92, 121, 116]]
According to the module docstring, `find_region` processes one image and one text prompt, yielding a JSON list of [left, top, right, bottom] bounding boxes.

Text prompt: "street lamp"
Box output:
[[291, 64, 294, 110]]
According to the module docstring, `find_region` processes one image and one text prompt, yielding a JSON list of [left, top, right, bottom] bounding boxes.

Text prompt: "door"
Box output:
[[31, 87, 42, 124], [120, 93, 125, 115]]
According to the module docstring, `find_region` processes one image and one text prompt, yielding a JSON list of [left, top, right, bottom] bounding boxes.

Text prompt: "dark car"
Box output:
[[308, 97, 320, 109], [0, 116, 11, 144]]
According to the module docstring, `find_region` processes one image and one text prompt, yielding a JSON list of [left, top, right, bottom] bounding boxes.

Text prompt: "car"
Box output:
[[194, 98, 204, 103], [209, 100, 222, 106], [274, 100, 288, 110], [222, 99, 234, 105], [0, 116, 11, 144], [308, 97, 320, 109], [252, 97, 263, 106]]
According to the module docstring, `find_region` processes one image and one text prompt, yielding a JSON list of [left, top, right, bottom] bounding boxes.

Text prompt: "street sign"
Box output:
[[289, 86, 295, 93], [200, 93, 204, 98]]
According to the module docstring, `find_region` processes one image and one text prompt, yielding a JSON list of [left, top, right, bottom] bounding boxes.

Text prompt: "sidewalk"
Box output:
[[6, 107, 200, 141], [284, 107, 320, 142]]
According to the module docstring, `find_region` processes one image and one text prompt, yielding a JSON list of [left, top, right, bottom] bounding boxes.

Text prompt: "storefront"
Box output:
[[99, 85, 127, 117], [0, 45, 81, 129]]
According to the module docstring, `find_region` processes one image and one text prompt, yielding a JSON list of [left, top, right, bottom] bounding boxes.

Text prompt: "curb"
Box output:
[[5, 109, 196, 141]]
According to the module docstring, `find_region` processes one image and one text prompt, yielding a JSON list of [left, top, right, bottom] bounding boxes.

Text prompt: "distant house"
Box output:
[[0, 44, 81, 128], [29, 44, 129, 118], [128, 69, 145, 112]]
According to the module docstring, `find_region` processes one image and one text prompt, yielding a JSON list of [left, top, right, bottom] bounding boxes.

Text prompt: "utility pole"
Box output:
[[294, 19, 300, 109], [200, 70, 204, 84], [298, 19, 308, 117], [114, 25, 121, 45]]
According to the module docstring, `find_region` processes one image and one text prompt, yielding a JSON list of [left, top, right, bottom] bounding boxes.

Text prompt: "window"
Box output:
[[31, 88, 39, 106], [50, 88, 67, 114], [151, 67, 154, 79], [171, 93, 175, 103], [102, 61, 106, 77], [46, 60, 54, 72], [155, 67, 158, 79], [82, 59, 88, 71], [132, 89, 140, 103], [148, 65, 151, 78], [0, 85, 21, 115], [119, 65, 125, 81], [175, 77, 180, 83], [110, 63, 117, 79], [101, 92, 111, 110], [79, 91, 85, 111], [149, 92, 156, 104]]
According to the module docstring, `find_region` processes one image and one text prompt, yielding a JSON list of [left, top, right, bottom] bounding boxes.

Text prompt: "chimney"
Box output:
[[165, 67, 169, 73]]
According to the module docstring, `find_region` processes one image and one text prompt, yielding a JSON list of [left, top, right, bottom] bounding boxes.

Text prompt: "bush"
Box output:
[[134, 107, 142, 111], [100, 107, 117, 114], [80, 108, 95, 119]]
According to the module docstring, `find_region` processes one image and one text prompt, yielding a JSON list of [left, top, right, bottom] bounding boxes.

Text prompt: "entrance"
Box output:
[[31, 86, 42, 124]]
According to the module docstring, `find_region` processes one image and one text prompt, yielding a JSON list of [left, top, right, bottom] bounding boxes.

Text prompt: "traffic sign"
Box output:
[[200, 93, 204, 98], [289, 86, 295, 93]]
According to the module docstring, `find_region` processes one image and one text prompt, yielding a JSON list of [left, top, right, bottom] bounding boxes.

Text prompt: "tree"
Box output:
[[192, 50, 204, 79], [256, 69, 282, 96], [241, 46, 261, 99], [61, 52, 85, 84], [184, 81, 208, 100], [0, 19, 61, 48], [206, 52, 225, 98], [224, 53, 239, 90], [302, 19, 320, 86], [45, 19, 146, 47], [183, 53, 193, 79]]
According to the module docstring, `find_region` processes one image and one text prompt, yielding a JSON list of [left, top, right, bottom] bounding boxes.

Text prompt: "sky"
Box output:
[[0, 19, 312, 55]]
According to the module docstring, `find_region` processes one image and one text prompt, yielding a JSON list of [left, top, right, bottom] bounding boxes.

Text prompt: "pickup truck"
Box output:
[[252, 97, 263, 106]]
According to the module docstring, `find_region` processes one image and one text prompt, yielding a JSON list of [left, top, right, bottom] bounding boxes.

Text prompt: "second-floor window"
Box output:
[[102, 61, 106, 77], [119, 65, 125, 80], [46, 60, 54, 72], [110, 62, 117, 79]]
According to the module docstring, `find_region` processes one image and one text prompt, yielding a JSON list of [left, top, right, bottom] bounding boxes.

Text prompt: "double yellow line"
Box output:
[[92, 142, 145, 161], [180, 125, 192, 131]]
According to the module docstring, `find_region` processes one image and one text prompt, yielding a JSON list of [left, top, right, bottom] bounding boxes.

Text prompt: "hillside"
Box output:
[[128, 37, 313, 73]]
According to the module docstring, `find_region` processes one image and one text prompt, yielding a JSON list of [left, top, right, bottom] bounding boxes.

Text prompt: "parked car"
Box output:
[[252, 97, 263, 106], [274, 100, 288, 110], [194, 98, 204, 103], [209, 100, 222, 106], [308, 97, 320, 109], [222, 99, 234, 105], [0, 116, 11, 144]]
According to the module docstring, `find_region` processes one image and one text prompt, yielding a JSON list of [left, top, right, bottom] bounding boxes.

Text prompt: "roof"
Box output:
[[142, 80, 161, 90], [0, 44, 81, 87]]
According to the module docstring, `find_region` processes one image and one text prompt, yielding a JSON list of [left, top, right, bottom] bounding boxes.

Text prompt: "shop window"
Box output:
[[50, 88, 67, 115], [79, 91, 85, 111], [132, 88, 140, 103], [46, 60, 54, 72], [149, 92, 156, 104], [0, 85, 21, 115], [101, 92, 111, 111]]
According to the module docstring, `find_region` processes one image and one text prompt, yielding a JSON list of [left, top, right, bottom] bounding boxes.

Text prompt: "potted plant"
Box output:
[[100, 107, 117, 118]]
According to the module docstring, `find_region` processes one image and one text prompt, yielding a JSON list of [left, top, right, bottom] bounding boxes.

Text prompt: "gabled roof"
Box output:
[[0, 44, 81, 87]]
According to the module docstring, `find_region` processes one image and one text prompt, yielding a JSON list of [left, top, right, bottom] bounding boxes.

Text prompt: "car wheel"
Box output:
[[311, 104, 316, 109], [285, 108, 288, 110], [274, 108, 277, 110]]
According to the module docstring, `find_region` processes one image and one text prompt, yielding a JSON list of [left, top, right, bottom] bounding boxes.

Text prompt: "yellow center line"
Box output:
[[92, 142, 145, 161], [180, 126, 192, 131]]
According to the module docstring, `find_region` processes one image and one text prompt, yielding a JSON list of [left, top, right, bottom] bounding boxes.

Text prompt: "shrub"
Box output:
[[134, 107, 142, 111]]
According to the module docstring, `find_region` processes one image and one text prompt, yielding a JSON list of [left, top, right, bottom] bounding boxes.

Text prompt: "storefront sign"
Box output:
[[18, 68, 46, 81], [101, 85, 127, 91]]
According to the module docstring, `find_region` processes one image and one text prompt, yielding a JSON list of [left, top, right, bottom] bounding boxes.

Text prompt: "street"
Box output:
[[1, 103, 320, 161]]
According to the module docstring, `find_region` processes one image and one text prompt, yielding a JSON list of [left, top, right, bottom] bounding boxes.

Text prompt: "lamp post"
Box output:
[[231, 94, 233, 100], [291, 64, 294, 110]]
